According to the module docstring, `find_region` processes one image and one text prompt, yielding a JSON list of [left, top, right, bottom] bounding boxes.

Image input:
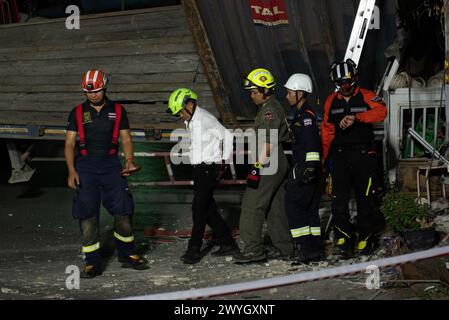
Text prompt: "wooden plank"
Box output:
[[0, 9, 188, 41], [0, 83, 212, 93], [0, 111, 182, 129], [0, 72, 208, 85], [0, 53, 201, 75], [0, 36, 195, 55], [0, 26, 192, 47], [181, 0, 237, 126], [0, 102, 169, 112], [0, 17, 189, 44], [0, 100, 215, 117], [0, 90, 214, 104], [0, 100, 217, 114], [0, 4, 222, 128], [0, 6, 184, 29], [0, 110, 177, 120], [0, 43, 197, 62]]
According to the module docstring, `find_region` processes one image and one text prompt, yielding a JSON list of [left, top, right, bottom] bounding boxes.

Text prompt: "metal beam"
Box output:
[[181, 0, 238, 126], [408, 128, 449, 167]]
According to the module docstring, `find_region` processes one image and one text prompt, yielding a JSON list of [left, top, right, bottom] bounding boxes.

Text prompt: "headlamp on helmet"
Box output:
[[329, 59, 358, 91]]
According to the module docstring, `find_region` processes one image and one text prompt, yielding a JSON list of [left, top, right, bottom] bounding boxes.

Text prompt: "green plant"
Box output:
[[380, 191, 430, 233]]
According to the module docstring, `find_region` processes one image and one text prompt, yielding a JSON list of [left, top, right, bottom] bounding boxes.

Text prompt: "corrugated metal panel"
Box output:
[[197, 0, 397, 118]]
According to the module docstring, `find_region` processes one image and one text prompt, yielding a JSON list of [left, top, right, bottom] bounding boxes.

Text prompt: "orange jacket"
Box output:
[[321, 87, 387, 163]]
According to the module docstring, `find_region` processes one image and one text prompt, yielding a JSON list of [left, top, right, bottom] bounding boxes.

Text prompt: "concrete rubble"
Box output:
[[1, 184, 449, 300]]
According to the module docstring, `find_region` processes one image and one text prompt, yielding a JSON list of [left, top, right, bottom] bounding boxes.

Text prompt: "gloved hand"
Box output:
[[246, 162, 262, 189], [302, 167, 317, 184], [215, 162, 228, 182]]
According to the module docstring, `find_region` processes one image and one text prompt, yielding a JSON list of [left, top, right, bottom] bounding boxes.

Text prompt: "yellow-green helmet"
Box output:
[[243, 68, 276, 90], [167, 88, 198, 115]]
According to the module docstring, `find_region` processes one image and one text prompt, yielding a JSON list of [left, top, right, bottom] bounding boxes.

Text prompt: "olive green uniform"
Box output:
[[239, 97, 295, 255]]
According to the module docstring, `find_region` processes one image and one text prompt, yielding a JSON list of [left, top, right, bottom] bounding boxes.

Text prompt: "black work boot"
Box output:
[[233, 250, 267, 264], [292, 251, 320, 265], [211, 240, 240, 257], [334, 237, 354, 259], [333, 226, 354, 259], [292, 240, 324, 265], [80, 263, 103, 278], [312, 235, 325, 251], [266, 246, 296, 261], [119, 254, 149, 270], [181, 245, 202, 264]]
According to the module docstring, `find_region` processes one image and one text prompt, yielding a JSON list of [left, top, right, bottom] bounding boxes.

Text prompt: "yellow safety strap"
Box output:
[[337, 238, 346, 245], [114, 232, 135, 243], [365, 177, 372, 196], [82, 242, 100, 253], [335, 226, 350, 239]]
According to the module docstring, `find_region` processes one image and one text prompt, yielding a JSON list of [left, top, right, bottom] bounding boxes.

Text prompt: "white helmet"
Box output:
[[284, 73, 313, 93]]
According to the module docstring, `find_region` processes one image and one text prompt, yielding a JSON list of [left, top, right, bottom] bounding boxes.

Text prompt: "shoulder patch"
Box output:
[[371, 95, 385, 104], [303, 118, 313, 126], [264, 111, 273, 120], [82, 111, 92, 124]]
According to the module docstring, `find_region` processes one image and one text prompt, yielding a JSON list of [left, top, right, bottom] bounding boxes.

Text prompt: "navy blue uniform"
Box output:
[[285, 103, 323, 258], [72, 156, 134, 219], [67, 99, 133, 220], [66, 99, 136, 264]]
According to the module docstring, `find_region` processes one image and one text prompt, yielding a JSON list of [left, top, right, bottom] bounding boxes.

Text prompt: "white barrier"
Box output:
[[118, 245, 449, 300]]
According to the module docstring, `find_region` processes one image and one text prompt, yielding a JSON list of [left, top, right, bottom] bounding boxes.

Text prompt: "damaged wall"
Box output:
[[196, 0, 397, 119], [395, 0, 444, 80]]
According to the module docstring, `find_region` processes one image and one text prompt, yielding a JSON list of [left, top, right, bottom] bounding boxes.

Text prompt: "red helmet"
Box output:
[[82, 69, 108, 93]]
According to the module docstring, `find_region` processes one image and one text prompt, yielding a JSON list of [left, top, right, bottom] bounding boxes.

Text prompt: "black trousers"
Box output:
[[331, 144, 381, 240], [285, 167, 322, 248], [189, 164, 233, 248]]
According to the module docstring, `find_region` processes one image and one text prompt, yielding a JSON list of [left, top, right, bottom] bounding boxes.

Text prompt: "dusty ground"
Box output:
[[1, 162, 449, 301]]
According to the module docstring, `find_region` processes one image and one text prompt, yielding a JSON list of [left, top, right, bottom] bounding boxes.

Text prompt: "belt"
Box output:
[[333, 143, 374, 151], [193, 162, 217, 168]]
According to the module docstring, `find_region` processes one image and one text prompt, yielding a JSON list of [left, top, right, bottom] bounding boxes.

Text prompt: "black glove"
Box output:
[[302, 167, 317, 184], [246, 163, 261, 189], [215, 162, 228, 182]]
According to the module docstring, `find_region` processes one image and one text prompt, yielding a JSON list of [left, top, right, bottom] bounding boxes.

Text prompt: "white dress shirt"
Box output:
[[184, 106, 234, 165]]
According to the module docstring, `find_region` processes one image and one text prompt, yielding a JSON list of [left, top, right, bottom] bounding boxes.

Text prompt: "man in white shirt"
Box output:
[[168, 88, 238, 264]]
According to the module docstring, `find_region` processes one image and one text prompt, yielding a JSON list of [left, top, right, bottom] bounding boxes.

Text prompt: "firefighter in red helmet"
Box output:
[[65, 69, 148, 278]]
